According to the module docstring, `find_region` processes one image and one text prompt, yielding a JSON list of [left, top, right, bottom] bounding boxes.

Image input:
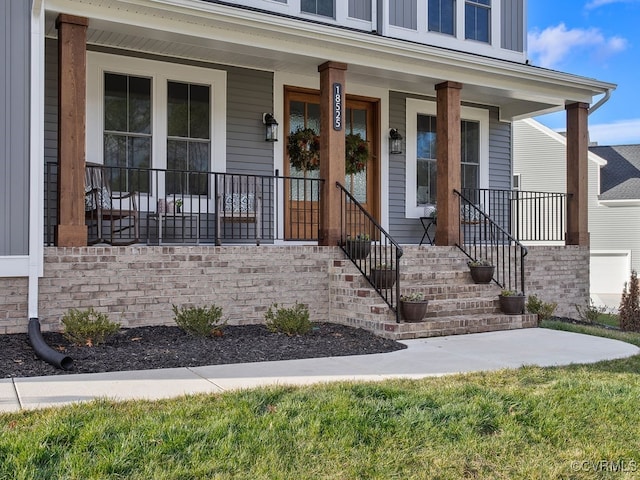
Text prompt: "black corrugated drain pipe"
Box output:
[[28, 318, 73, 371]]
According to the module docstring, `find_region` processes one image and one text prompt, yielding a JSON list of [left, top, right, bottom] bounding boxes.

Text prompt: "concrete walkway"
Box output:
[[1, 328, 638, 412]]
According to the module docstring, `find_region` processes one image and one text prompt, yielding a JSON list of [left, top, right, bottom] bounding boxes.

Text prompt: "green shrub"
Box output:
[[62, 308, 120, 346], [526, 294, 558, 322], [574, 298, 608, 324], [172, 304, 225, 337], [264, 302, 312, 336], [620, 270, 640, 332]]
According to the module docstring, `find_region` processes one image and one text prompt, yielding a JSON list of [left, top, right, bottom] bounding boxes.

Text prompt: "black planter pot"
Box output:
[[499, 294, 525, 315], [400, 300, 429, 322], [469, 265, 495, 284], [370, 268, 397, 289], [345, 239, 372, 260]]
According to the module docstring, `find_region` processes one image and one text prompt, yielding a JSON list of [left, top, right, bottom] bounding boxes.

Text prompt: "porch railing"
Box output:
[[44, 163, 324, 246], [461, 188, 567, 243], [337, 182, 403, 322], [455, 189, 528, 294]]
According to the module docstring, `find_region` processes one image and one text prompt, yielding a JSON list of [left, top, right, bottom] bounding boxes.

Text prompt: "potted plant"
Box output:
[[175, 199, 183, 213], [370, 263, 397, 289], [467, 259, 495, 284], [399, 292, 429, 322], [344, 233, 371, 260], [498, 289, 525, 315]]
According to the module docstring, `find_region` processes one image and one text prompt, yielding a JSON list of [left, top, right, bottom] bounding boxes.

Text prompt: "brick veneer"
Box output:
[[0, 245, 590, 333], [524, 245, 590, 318]]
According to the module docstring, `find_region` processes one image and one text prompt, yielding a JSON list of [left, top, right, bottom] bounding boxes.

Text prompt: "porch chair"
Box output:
[[216, 175, 262, 245], [85, 162, 139, 245]]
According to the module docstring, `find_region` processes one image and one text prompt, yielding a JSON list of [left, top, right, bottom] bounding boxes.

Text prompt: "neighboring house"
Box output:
[[0, 0, 615, 336], [514, 119, 638, 309]]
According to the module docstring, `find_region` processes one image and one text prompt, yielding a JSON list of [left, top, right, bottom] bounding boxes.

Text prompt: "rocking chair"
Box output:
[[85, 162, 139, 245]]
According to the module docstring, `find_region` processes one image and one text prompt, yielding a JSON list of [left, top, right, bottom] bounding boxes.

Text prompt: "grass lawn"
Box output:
[[1, 324, 640, 479]]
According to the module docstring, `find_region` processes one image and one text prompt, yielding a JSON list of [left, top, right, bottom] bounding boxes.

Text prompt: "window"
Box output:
[[166, 81, 211, 196], [88, 52, 227, 205], [465, 0, 490, 43], [103, 73, 152, 193], [428, 0, 455, 35], [301, 0, 334, 17], [406, 99, 489, 218], [415, 116, 480, 207]]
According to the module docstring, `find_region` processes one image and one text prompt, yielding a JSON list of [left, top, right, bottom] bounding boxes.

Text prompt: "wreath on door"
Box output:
[[287, 127, 320, 172], [345, 133, 369, 175]]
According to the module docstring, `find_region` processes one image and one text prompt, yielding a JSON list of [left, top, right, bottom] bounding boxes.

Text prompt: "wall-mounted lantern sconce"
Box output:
[[263, 113, 279, 142], [389, 128, 403, 154]]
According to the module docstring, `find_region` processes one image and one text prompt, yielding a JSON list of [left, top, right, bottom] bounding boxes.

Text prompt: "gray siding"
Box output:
[[226, 67, 274, 176], [1, 0, 30, 256], [389, 0, 417, 29], [388, 92, 512, 244], [349, 0, 372, 21], [501, 0, 524, 52], [488, 109, 512, 190]]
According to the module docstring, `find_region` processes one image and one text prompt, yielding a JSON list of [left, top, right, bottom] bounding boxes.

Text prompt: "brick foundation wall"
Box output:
[[0, 244, 590, 334], [32, 246, 334, 332], [525, 245, 590, 318], [0, 277, 29, 334]]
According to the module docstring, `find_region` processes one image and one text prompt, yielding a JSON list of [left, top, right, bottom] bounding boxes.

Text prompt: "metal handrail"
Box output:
[[455, 189, 528, 294], [337, 182, 404, 322]]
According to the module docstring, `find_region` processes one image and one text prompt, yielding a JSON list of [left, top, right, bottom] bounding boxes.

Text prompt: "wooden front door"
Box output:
[[284, 87, 379, 240]]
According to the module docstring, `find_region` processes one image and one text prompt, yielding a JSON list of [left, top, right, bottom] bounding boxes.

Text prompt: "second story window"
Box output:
[[465, 0, 490, 43], [301, 0, 334, 18], [428, 0, 455, 36]]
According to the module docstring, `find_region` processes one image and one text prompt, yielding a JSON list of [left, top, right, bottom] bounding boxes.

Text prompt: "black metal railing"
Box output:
[[461, 187, 567, 243], [455, 189, 528, 294], [337, 182, 403, 322], [44, 163, 324, 246]]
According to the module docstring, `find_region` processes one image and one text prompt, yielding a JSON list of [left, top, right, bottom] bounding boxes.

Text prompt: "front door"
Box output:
[[284, 87, 379, 240]]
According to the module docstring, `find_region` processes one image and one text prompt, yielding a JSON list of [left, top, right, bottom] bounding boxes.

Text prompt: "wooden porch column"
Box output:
[[55, 14, 88, 247], [434, 81, 462, 246], [318, 61, 347, 246], [565, 102, 590, 246]]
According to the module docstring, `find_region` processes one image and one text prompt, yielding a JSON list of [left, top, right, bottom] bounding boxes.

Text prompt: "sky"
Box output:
[[528, 0, 640, 145]]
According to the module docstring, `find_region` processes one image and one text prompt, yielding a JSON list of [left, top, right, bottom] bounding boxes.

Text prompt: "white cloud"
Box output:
[[528, 23, 627, 68], [586, 0, 640, 9], [588, 119, 640, 145]]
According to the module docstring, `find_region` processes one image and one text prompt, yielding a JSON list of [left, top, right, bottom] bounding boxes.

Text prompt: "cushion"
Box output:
[[461, 204, 482, 222], [224, 193, 255, 214], [85, 186, 112, 211]]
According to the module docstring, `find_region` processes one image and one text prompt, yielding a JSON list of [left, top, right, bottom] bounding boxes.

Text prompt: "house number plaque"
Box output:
[[333, 82, 343, 131]]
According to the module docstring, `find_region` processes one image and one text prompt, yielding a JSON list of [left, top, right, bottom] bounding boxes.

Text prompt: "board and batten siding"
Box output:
[[349, 0, 372, 21], [1, 0, 30, 256], [388, 91, 512, 244], [501, 0, 524, 52], [389, 0, 417, 30]]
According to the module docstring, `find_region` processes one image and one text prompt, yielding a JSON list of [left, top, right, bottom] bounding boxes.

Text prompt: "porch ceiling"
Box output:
[[43, 0, 616, 121]]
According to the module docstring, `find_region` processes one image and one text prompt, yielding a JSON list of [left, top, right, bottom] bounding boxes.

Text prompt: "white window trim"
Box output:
[[86, 52, 227, 175], [405, 98, 489, 218]]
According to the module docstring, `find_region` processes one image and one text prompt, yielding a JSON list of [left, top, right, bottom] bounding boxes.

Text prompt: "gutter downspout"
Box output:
[[27, 0, 73, 371], [588, 89, 612, 116]]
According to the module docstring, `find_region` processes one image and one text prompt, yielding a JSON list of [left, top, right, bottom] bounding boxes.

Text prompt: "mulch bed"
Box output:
[[0, 323, 406, 379]]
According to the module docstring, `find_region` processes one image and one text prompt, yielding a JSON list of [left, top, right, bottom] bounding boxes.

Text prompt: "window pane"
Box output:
[[301, 0, 334, 17], [461, 120, 480, 163], [104, 73, 127, 132], [465, 1, 490, 42], [290, 101, 305, 132], [188, 142, 210, 195], [428, 0, 455, 35], [417, 115, 436, 159], [307, 103, 321, 133], [190, 84, 210, 140], [129, 76, 151, 134], [417, 159, 437, 205], [168, 82, 189, 138], [462, 164, 479, 190], [167, 140, 188, 194]]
